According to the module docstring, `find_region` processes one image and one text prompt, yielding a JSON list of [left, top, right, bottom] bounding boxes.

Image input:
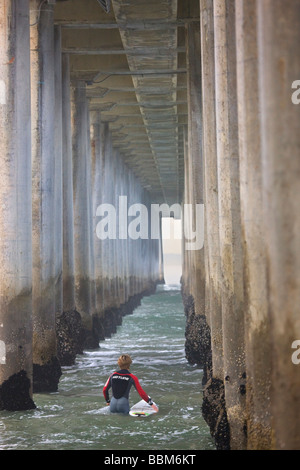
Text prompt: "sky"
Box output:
[[161, 217, 182, 286]]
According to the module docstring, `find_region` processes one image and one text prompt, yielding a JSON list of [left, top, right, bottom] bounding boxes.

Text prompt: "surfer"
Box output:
[[103, 354, 156, 414]]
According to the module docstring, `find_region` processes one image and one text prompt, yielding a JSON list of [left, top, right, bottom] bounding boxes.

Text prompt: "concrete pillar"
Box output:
[[257, 0, 300, 450], [143, 192, 152, 291], [158, 214, 165, 284], [127, 170, 135, 299], [30, 0, 61, 392], [92, 129, 160, 338], [122, 173, 128, 302], [122, 168, 130, 304], [117, 155, 127, 307], [107, 147, 117, 312], [213, 0, 246, 449], [111, 149, 119, 311], [150, 205, 161, 287], [53, 24, 64, 351], [235, 0, 272, 449], [181, 127, 192, 299], [104, 137, 113, 313], [91, 110, 106, 340], [100, 123, 111, 318], [71, 81, 98, 349], [130, 179, 136, 295], [0, 0, 35, 411], [130, 172, 140, 297], [182, 125, 196, 363], [139, 190, 146, 292], [86, 107, 97, 325]]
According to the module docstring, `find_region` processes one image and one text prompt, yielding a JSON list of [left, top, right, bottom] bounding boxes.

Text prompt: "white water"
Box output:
[[0, 285, 215, 450]]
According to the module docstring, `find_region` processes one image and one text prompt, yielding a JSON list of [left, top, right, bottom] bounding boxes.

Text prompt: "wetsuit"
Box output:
[[103, 369, 153, 414]]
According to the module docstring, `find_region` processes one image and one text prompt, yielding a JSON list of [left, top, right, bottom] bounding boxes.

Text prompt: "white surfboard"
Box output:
[[129, 399, 159, 417]]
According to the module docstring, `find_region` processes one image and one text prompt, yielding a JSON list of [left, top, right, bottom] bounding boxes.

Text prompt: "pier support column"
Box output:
[[105, 144, 117, 315], [158, 215, 165, 284], [91, 110, 106, 340], [53, 25, 64, 358], [30, 0, 61, 392], [235, 0, 272, 449], [200, 0, 229, 449], [181, 127, 192, 303], [0, 0, 35, 411], [56, 55, 84, 366], [99, 124, 112, 326], [200, 0, 222, 377], [61, 54, 75, 316], [257, 0, 300, 450], [184, 21, 209, 371], [71, 82, 98, 349], [213, 0, 246, 449]]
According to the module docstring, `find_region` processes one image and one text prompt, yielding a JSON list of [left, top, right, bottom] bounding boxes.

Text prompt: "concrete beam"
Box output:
[[71, 82, 98, 349], [235, 0, 272, 450], [214, 0, 246, 450], [56, 19, 200, 30], [257, 0, 300, 450]]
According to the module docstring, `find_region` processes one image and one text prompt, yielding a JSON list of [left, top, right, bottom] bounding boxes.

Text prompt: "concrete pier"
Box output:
[[199, 0, 227, 448], [0, 0, 35, 411], [0, 0, 300, 451], [71, 81, 97, 349], [183, 20, 208, 372], [235, 0, 272, 449], [213, 0, 246, 449], [257, 0, 300, 450], [30, 1, 61, 393], [57, 53, 84, 366]]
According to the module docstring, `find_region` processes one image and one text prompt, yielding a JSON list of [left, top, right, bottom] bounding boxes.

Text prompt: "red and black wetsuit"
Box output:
[[103, 369, 153, 413]]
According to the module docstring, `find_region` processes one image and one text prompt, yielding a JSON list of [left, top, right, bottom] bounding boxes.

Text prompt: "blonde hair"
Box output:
[[118, 354, 132, 369]]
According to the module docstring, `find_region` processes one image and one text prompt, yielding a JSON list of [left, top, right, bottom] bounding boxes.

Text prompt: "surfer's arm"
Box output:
[[130, 374, 153, 404], [103, 375, 112, 403]]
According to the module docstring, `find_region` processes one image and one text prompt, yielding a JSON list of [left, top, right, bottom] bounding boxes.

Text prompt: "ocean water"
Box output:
[[0, 285, 215, 451]]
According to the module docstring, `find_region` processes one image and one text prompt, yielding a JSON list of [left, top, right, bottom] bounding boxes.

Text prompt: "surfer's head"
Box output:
[[118, 354, 132, 369]]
